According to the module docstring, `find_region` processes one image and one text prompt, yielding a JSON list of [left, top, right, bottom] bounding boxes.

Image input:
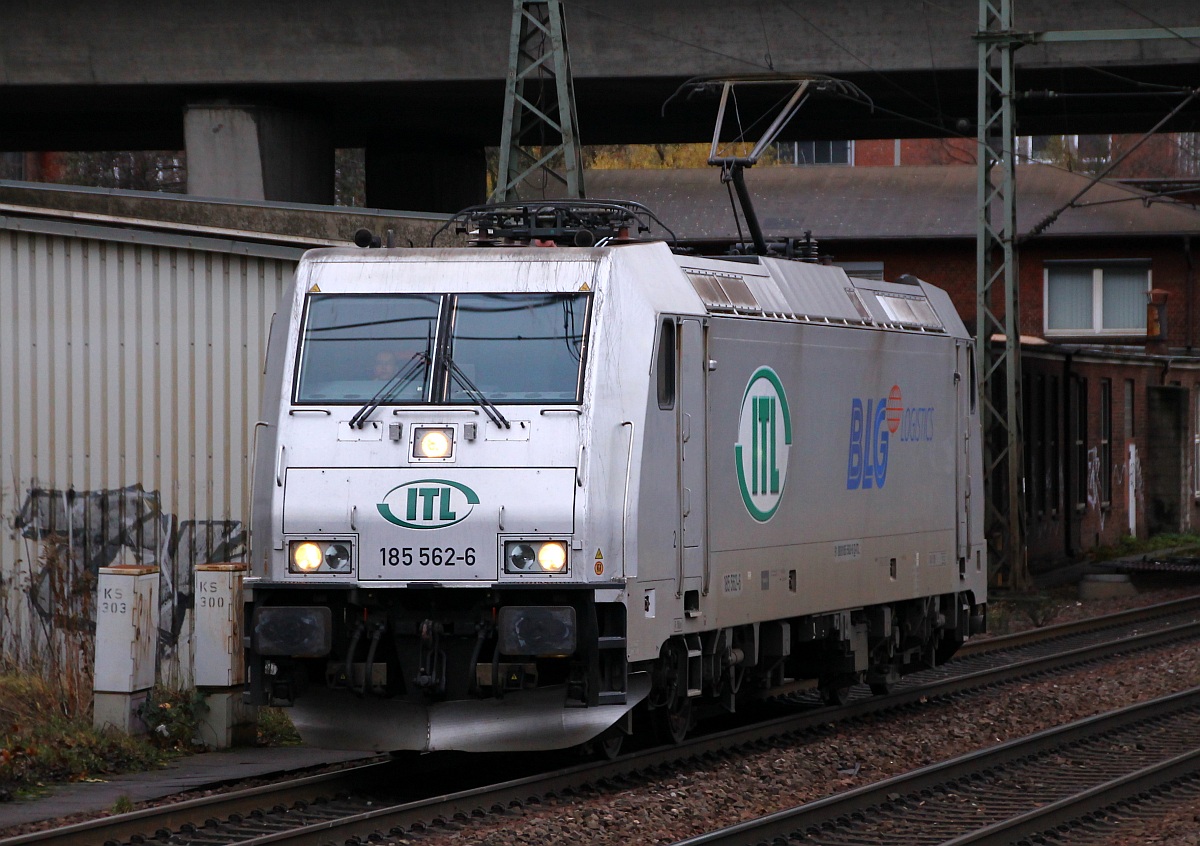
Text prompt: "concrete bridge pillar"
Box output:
[[185, 104, 333, 204], [366, 144, 486, 214]]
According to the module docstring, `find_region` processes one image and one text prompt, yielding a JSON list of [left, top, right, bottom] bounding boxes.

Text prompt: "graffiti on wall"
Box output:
[[1127, 442, 1142, 537], [1085, 447, 1105, 532], [12, 483, 246, 653]]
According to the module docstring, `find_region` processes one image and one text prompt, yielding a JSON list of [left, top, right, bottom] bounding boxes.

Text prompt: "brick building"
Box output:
[[586, 164, 1200, 570]]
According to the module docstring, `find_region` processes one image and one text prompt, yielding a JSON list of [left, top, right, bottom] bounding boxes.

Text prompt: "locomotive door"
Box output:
[[955, 340, 974, 563], [678, 318, 708, 594]]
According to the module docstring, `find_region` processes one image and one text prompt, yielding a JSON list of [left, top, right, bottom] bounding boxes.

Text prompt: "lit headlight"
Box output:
[[537, 542, 567, 572], [292, 542, 323, 572], [289, 541, 354, 574], [413, 426, 454, 460], [504, 541, 569, 574]]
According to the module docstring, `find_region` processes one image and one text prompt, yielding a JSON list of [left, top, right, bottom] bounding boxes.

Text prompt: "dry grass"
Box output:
[[0, 675, 165, 799]]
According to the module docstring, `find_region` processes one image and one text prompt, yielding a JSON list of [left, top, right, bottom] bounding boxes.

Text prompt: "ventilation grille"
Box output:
[[686, 272, 761, 314]]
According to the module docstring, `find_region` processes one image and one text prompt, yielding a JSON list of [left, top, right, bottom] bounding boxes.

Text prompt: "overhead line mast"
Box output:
[[492, 0, 585, 202], [975, 1, 1200, 590]]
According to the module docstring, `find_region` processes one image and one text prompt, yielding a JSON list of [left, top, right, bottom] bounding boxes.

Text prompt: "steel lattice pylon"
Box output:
[[975, 0, 1028, 589], [491, 0, 585, 202]]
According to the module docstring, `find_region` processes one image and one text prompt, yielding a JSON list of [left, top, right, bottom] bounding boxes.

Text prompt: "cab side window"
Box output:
[[657, 319, 676, 410]]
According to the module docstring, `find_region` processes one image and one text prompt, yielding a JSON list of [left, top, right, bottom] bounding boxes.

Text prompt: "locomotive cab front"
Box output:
[[245, 246, 642, 753]]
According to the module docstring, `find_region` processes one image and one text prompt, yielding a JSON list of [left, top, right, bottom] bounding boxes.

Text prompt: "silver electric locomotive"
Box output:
[[246, 201, 987, 753]]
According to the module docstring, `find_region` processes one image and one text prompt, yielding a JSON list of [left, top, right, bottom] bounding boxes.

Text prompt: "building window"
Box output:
[[1100, 379, 1112, 508], [775, 140, 853, 166], [1018, 135, 1079, 164], [1044, 261, 1149, 336], [834, 261, 884, 281]]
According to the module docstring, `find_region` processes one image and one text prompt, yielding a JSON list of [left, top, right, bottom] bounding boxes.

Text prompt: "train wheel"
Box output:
[[655, 695, 692, 744], [651, 639, 692, 743], [819, 683, 852, 707], [935, 631, 965, 665], [600, 734, 628, 758]]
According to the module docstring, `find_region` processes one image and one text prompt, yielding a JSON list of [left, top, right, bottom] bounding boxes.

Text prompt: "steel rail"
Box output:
[[669, 686, 1200, 846], [940, 748, 1200, 845], [192, 617, 1200, 846], [0, 761, 392, 846], [957, 593, 1200, 657], [14, 596, 1200, 846]]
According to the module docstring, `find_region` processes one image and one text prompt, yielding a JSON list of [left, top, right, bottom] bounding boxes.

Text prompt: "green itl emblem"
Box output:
[[734, 366, 792, 522], [377, 479, 480, 529]]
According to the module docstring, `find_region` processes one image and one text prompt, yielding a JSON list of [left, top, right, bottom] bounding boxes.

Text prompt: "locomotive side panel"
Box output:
[[702, 317, 966, 626]]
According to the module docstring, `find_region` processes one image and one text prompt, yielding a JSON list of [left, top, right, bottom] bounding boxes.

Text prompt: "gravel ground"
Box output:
[[5, 584, 1200, 844], [405, 584, 1200, 846]]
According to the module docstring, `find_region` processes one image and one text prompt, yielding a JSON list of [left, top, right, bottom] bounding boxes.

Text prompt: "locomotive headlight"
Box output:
[[288, 540, 354, 574], [537, 542, 567, 572], [292, 542, 323, 572], [413, 426, 454, 460], [507, 543, 538, 572], [504, 541, 569, 574], [324, 543, 351, 572]]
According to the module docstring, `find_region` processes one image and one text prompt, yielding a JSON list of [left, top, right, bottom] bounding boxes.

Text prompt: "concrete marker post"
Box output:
[[93, 565, 159, 734], [193, 563, 257, 748]]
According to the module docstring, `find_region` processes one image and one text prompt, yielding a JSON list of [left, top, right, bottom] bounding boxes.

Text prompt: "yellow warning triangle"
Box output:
[[579, 282, 591, 291], [309, 283, 321, 293], [595, 549, 603, 559]]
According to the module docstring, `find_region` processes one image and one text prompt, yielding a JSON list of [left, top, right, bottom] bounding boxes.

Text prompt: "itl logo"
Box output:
[[734, 366, 793, 522], [377, 479, 480, 529]]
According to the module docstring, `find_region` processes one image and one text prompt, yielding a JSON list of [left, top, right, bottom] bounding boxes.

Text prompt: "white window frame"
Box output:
[[776, 140, 854, 166], [1043, 261, 1151, 338]]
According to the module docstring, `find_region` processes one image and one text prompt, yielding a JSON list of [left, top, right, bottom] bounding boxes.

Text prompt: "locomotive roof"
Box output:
[[297, 238, 966, 343]]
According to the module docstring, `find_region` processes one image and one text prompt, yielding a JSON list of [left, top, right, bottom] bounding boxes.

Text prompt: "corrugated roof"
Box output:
[[582, 164, 1200, 242]]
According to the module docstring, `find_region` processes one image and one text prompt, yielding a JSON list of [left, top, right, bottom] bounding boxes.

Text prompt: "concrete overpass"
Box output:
[[2, 1, 1198, 209]]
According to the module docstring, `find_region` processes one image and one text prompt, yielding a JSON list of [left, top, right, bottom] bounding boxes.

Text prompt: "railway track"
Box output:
[[669, 686, 1200, 846], [10, 595, 1200, 846]]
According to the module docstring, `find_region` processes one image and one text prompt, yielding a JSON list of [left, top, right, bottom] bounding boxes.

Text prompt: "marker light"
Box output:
[[413, 426, 454, 460], [292, 542, 323, 572]]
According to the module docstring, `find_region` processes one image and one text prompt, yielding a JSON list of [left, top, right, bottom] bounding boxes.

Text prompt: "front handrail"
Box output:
[[621, 421, 635, 575]]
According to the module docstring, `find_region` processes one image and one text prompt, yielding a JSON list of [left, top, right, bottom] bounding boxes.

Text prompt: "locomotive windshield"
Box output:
[[446, 293, 589, 403], [293, 292, 590, 405], [294, 294, 440, 403]]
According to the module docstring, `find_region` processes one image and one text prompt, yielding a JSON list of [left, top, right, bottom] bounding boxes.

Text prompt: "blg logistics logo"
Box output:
[[846, 384, 934, 490], [735, 366, 792, 522], [377, 479, 480, 529]]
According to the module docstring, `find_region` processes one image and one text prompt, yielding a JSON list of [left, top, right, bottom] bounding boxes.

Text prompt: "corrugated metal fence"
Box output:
[[0, 214, 303, 684]]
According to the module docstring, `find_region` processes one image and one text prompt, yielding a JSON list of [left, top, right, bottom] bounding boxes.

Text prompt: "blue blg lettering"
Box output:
[[847, 397, 889, 489], [847, 398, 864, 489]]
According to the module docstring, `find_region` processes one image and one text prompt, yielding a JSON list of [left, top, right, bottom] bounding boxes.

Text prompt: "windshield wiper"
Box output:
[[444, 357, 510, 429], [349, 352, 428, 429]]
